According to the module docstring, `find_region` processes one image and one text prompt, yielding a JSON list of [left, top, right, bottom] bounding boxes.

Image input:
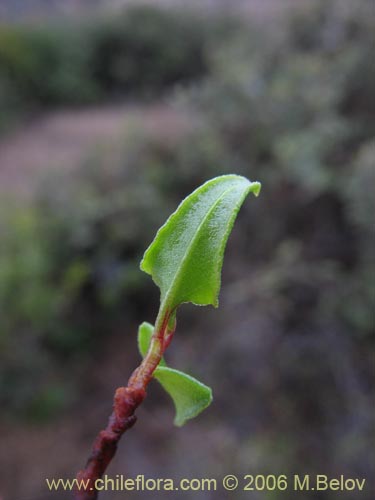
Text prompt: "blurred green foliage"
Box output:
[[0, 6, 234, 133], [0, 23, 96, 131], [0, 0, 373, 446], [87, 6, 212, 95]]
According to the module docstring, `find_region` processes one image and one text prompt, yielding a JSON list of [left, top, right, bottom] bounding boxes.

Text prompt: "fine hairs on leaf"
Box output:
[[75, 175, 261, 499]]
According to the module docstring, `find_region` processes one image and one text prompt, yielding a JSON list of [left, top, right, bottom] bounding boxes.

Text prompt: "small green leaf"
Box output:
[[137, 322, 166, 366], [138, 322, 212, 425], [154, 366, 213, 426], [141, 175, 260, 310]]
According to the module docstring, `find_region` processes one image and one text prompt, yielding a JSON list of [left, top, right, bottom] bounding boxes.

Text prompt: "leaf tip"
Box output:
[[178, 385, 213, 427], [173, 385, 213, 427], [250, 181, 261, 197]]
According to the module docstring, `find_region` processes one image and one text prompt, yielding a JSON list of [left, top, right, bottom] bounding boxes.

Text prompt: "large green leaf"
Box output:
[[141, 175, 260, 310], [154, 366, 212, 427], [137, 322, 212, 426]]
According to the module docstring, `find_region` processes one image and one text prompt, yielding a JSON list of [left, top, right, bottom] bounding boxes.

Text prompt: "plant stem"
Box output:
[[74, 309, 174, 500]]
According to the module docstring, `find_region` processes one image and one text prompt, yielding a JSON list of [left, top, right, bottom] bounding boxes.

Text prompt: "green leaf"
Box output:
[[137, 322, 212, 425], [137, 322, 166, 366], [141, 175, 260, 310], [154, 366, 213, 426]]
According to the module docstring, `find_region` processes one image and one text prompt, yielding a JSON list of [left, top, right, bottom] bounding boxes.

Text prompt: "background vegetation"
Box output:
[[0, 2, 374, 499], [0, 6, 233, 132]]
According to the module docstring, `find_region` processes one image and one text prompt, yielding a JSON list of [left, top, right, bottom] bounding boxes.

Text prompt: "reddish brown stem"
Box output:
[[74, 311, 174, 500]]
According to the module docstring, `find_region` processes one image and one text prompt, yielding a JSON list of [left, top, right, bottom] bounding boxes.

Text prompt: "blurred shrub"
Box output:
[[0, 24, 97, 107], [0, 6, 235, 132], [87, 6, 209, 96]]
